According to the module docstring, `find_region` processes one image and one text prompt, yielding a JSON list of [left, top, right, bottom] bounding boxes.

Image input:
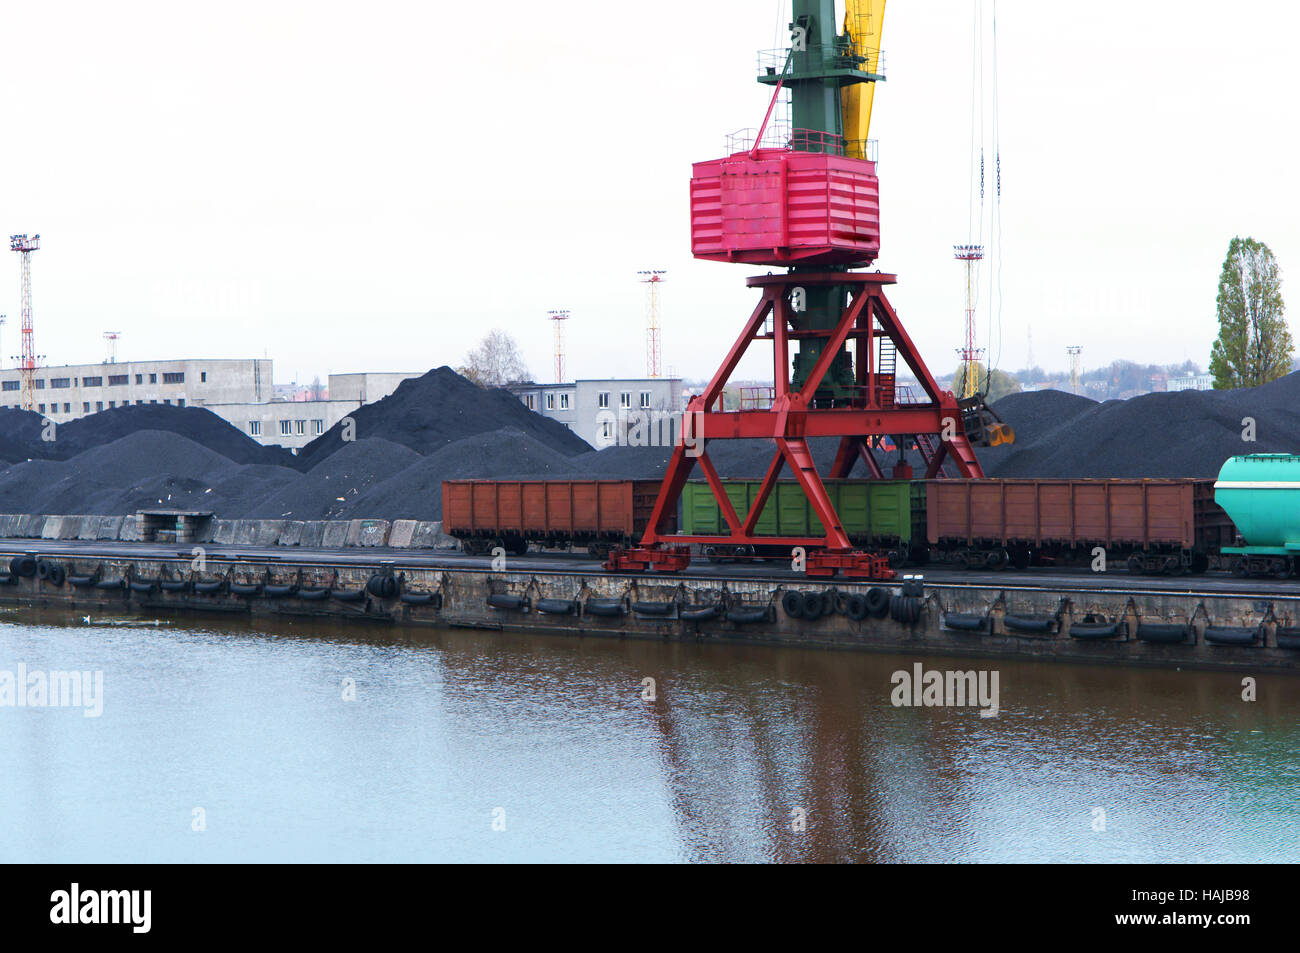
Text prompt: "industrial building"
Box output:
[[0, 359, 421, 450], [507, 377, 685, 449]]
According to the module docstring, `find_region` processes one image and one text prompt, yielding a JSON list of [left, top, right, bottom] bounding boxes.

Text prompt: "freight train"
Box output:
[[441, 455, 1297, 577]]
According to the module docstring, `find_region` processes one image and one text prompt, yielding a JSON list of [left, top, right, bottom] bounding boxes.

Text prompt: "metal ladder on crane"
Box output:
[[894, 380, 957, 479]]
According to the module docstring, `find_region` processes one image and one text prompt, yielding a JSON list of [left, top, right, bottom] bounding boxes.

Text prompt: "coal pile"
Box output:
[[985, 374, 1300, 478], [294, 366, 592, 470], [245, 438, 424, 520], [0, 404, 291, 466]]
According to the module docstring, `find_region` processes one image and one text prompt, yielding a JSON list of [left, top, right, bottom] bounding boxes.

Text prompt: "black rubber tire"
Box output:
[[0, 573, 15, 585], [400, 591, 438, 606], [10, 556, 36, 578], [1069, 622, 1121, 640], [630, 601, 673, 616], [943, 612, 987, 633], [535, 598, 576, 615], [298, 587, 329, 601], [488, 593, 528, 611], [865, 587, 890, 618], [801, 590, 824, 621], [1136, 622, 1189, 643], [194, 580, 225, 594], [366, 574, 397, 598], [1003, 614, 1053, 634], [781, 590, 804, 619], [68, 574, 96, 587], [681, 604, 721, 621], [264, 584, 296, 598], [584, 598, 624, 617], [95, 577, 125, 591], [1204, 626, 1259, 646], [129, 579, 157, 594], [330, 588, 365, 602], [727, 606, 771, 624], [36, 558, 52, 580], [46, 563, 66, 587], [845, 593, 869, 621], [820, 590, 836, 617], [159, 580, 189, 593], [230, 582, 262, 597]]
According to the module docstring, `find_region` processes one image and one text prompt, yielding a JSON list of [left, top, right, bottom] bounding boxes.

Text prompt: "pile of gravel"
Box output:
[[986, 374, 1300, 478], [294, 366, 592, 470]]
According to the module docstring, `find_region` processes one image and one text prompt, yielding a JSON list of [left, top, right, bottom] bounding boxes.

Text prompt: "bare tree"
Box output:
[[459, 329, 531, 387]]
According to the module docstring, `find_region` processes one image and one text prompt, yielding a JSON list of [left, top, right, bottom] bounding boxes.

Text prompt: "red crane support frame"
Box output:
[[607, 271, 984, 577]]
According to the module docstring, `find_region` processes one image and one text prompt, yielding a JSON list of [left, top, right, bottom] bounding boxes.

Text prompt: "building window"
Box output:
[[178, 399, 185, 408], [38, 403, 45, 413], [50, 377, 70, 389], [96, 401, 103, 411], [83, 402, 90, 413], [108, 375, 127, 386], [640, 391, 652, 408], [598, 392, 609, 408], [63, 403, 71, 413], [560, 393, 569, 409], [136, 400, 144, 405], [83, 376, 102, 387], [163, 372, 184, 384], [295, 420, 306, 435], [201, 372, 207, 383], [135, 374, 142, 384], [545, 393, 555, 410], [32, 379, 44, 389], [524, 394, 535, 410], [600, 420, 612, 439], [279, 420, 292, 436], [312, 419, 324, 434], [109, 401, 116, 408], [149, 373, 157, 383], [163, 399, 170, 405], [619, 392, 631, 407], [1, 381, 17, 392], [249, 420, 262, 436]]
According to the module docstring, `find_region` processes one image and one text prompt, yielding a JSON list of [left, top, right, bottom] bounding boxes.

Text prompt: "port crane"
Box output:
[[609, 1, 1008, 578]]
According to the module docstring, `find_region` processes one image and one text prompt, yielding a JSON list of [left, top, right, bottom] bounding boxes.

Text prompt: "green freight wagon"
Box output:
[[679, 480, 927, 563], [1215, 453, 1300, 577]]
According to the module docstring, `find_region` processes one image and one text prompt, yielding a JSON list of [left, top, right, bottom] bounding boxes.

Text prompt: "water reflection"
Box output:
[[0, 608, 1295, 862]]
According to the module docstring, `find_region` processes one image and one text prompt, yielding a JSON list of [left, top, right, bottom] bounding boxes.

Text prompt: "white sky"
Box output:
[[0, 1, 1295, 386]]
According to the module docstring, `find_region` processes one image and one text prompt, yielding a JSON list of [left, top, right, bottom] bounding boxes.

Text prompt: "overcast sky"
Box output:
[[0, 1, 1295, 386]]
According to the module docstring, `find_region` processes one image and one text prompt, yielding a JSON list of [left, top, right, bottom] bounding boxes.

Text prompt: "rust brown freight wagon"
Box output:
[[441, 480, 672, 559], [925, 478, 1230, 573]]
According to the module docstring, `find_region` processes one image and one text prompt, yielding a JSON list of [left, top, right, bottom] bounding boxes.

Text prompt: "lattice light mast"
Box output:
[[104, 331, 122, 364], [639, 270, 666, 378], [954, 244, 985, 399], [547, 310, 570, 384], [10, 234, 41, 411], [1067, 345, 1082, 395]]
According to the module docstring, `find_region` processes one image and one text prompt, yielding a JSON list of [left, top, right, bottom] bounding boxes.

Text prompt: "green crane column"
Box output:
[[788, 0, 853, 404]]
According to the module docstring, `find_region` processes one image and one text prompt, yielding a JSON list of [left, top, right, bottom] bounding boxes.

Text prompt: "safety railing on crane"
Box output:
[[756, 44, 886, 80]]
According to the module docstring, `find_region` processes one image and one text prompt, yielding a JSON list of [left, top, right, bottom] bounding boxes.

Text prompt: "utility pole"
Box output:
[[638, 270, 665, 378], [1067, 345, 1082, 395], [10, 234, 41, 411]]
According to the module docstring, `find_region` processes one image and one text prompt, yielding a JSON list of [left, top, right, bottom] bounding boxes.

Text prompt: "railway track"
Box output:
[[3, 538, 1298, 602]]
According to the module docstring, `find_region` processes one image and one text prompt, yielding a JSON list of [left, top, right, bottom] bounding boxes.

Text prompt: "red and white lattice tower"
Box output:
[[547, 310, 569, 384], [954, 244, 985, 399], [10, 234, 40, 411], [638, 270, 665, 378], [103, 330, 122, 364]]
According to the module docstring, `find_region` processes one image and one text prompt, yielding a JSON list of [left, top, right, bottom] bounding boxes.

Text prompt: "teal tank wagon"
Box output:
[[1214, 454, 1300, 577]]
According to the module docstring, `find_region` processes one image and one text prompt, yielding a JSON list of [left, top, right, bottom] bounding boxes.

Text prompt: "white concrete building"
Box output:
[[0, 359, 422, 450], [1167, 374, 1214, 392], [508, 377, 686, 448]]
